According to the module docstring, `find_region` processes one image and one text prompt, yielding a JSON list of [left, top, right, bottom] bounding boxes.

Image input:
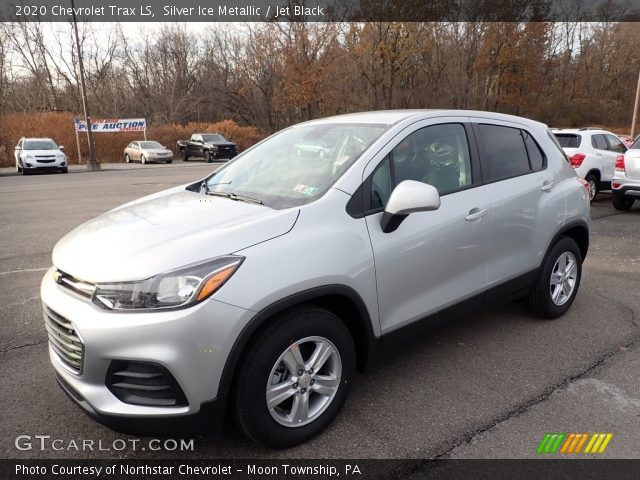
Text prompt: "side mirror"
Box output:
[[58, 145, 64, 150], [15, 146, 21, 150], [380, 180, 441, 233]]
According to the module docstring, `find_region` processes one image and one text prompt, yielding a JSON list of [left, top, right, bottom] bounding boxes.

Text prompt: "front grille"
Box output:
[[106, 361, 188, 407], [36, 159, 55, 164], [44, 306, 84, 374], [54, 269, 95, 299]]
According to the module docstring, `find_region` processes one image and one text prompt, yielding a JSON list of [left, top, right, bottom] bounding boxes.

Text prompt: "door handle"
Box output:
[[465, 207, 488, 222], [541, 180, 555, 192]]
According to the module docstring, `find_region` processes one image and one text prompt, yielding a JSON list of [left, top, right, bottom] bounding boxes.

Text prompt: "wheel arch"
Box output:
[[548, 220, 589, 263], [215, 285, 378, 417], [585, 169, 601, 182]]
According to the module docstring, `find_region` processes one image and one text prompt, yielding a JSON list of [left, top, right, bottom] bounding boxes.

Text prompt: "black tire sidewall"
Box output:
[[612, 194, 634, 211], [585, 174, 597, 201], [234, 308, 355, 448], [533, 237, 582, 319]]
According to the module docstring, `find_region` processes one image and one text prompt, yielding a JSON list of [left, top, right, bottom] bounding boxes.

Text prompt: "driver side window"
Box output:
[[369, 123, 473, 209]]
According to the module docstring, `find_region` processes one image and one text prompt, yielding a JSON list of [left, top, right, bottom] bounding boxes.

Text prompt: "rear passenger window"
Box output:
[[592, 134, 608, 150], [478, 124, 530, 182], [523, 131, 545, 171]]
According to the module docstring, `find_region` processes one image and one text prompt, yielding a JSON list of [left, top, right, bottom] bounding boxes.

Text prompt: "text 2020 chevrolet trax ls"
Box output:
[[41, 111, 590, 448]]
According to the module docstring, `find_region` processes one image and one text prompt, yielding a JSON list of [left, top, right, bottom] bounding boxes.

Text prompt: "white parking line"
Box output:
[[0, 267, 48, 276]]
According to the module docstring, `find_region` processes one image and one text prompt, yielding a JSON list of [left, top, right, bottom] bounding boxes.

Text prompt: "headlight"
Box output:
[[92, 256, 244, 311]]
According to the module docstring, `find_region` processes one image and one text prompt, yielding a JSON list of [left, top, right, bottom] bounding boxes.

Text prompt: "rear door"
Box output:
[[473, 121, 560, 291], [363, 118, 491, 333], [591, 134, 616, 181]]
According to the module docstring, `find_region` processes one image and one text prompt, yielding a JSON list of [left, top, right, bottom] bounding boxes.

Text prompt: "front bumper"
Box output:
[[41, 268, 253, 433]]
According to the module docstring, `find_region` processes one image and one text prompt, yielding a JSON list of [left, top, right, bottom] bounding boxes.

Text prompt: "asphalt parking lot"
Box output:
[[1, 161, 640, 461]]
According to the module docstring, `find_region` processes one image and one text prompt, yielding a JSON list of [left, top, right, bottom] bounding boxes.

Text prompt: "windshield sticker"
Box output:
[[293, 184, 319, 196]]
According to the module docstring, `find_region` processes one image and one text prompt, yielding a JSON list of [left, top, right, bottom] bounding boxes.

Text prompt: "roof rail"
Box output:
[[578, 127, 604, 131]]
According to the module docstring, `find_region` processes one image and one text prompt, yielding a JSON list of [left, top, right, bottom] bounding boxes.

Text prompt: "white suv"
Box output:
[[553, 128, 627, 201], [15, 137, 69, 175], [612, 136, 640, 210]]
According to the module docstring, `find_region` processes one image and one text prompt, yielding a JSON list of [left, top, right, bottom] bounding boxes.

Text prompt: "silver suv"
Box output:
[[41, 111, 590, 448]]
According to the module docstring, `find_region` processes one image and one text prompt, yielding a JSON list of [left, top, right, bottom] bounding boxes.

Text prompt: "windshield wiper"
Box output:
[[206, 190, 263, 205], [200, 180, 232, 195]]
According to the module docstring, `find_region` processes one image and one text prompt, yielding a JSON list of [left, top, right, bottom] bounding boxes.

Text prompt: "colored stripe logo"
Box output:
[[537, 433, 612, 454]]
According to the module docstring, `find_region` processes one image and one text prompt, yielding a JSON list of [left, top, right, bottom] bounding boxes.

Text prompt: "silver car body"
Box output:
[[124, 141, 173, 163], [41, 110, 590, 431]]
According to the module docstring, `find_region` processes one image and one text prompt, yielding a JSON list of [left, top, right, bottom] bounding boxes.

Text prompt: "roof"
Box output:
[[299, 109, 547, 128]]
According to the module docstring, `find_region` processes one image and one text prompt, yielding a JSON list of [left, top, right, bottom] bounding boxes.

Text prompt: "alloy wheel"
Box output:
[[266, 336, 342, 428], [550, 251, 578, 306]]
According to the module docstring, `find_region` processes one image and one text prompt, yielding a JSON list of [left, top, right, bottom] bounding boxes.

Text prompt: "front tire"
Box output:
[[612, 194, 634, 211], [527, 237, 582, 319], [234, 306, 355, 448], [182, 150, 188, 162], [124, 154, 131, 164], [585, 174, 598, 202], [60, 167, 68, 174], [141, 155, 147, 164], [204, 150, 212, 163]]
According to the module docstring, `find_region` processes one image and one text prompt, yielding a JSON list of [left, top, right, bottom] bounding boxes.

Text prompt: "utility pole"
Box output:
[[71, 0, 99, 171], [632, 69, 640, 139]]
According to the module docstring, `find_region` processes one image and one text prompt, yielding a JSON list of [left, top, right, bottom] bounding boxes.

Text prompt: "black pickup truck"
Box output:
[[176, 133, 238, 162]]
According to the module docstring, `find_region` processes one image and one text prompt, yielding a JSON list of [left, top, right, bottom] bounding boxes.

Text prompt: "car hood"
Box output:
[[52, 190, 299, 282], [205, 141, 236, 147]]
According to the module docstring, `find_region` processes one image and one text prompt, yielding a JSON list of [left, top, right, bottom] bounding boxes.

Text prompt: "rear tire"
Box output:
[[612, 194, 634, 211], [182, 150, 188, 162], [585, 174, 598, 202], [527, 237, 582, 319], [234, 306, 355, 449], [166, 160, 172, 164]]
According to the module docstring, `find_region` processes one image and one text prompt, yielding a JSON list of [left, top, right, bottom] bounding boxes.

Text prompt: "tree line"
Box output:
[[0, 21, 638, 133]]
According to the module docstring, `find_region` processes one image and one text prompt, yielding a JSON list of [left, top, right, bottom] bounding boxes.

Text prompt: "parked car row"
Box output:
[[552, 127, 639, 210], [13, 132, 238, 174]]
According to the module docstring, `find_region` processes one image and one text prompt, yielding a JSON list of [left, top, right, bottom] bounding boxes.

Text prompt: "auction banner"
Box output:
[[74, 118, 146, 133]]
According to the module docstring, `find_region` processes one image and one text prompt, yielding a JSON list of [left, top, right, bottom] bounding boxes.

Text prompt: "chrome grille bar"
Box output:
[[44, 306, 84, 374]]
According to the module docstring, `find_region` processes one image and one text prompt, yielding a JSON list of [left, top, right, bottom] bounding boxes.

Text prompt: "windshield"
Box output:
[[202, 134, 225, 143], [205, 123, 388, 209], [23, 140, 58, 150], [140, 141, 163, 149]]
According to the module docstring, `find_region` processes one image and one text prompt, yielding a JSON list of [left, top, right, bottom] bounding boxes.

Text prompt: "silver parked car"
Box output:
[[124, 140, 173, 164], [41, 110, 590, 448]]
